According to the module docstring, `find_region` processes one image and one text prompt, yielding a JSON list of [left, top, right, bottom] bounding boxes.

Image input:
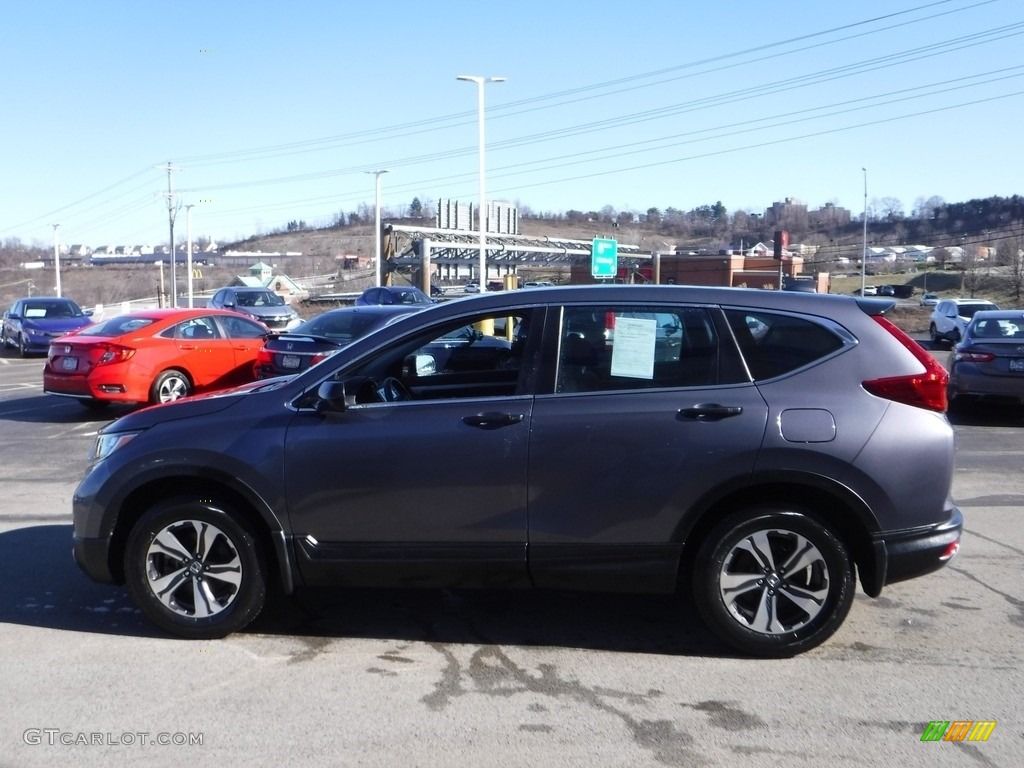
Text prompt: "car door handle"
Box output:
[[677, 403, 743, 421], [462, 412, 525, 429]]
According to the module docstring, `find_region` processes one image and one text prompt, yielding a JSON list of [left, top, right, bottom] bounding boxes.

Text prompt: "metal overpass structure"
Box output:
[[381, 224, 649, 287]]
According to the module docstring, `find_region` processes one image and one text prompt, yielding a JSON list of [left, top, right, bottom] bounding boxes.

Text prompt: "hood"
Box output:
[[101, 377, 294, 432], [29, 317, 93, 334]]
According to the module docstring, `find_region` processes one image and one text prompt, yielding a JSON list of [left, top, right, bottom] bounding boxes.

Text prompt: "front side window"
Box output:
[[318, 309, 537, 406]]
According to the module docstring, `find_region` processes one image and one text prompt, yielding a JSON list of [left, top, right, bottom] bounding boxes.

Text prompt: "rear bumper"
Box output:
[[877, 506, 963, 587]]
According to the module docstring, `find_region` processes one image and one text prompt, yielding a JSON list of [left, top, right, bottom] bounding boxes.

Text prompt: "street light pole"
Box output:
[[457, 75, 505, 292], [52, 223, 62, 297], [367, 170, 389, 287], [185, 204, 195, 308], [861, 167, 868, 296]]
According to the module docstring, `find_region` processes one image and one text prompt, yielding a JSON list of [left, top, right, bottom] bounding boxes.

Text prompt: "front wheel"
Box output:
[[929, 323, 940, 344], [151, 369, 192, 404], [18, 334, 29, 357], [692, 508, 854, 657], [124, 499, 267, 639]]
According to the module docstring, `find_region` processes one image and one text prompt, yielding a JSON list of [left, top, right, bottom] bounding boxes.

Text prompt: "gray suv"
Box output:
[[209, 286, 301, 331], [71, 285, 962, 657]]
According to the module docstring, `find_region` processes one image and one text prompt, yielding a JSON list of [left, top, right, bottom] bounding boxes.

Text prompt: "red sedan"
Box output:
[[43, 308, 268, 407]]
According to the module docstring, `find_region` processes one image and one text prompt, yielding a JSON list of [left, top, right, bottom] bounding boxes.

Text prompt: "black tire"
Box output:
[[692, 507, 854, 658], [18, 334, 29, 357], [929, 323, 940, 344], [150, 369, 192, 404], [124, 498, 267, 639]]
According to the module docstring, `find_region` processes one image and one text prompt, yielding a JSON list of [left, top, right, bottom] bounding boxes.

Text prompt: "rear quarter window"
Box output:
[[724, 309, 845, 380]]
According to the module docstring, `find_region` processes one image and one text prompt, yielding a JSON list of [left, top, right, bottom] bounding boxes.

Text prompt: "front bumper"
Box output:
[[73, 534, 119, 584]]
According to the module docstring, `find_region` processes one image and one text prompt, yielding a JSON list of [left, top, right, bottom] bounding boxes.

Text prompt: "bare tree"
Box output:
[[1000, 232, 1024, 301], [877, 197, 904, 221]]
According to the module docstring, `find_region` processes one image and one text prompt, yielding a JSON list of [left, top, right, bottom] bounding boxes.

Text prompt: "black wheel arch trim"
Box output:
[[83, 459, 295, 593], [673, 469, 883, 595]]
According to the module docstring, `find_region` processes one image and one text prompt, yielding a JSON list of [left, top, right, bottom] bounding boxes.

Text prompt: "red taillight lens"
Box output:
[[953, 350, 995, 363], [95, 344, 135, 366], [863, 315, 948, 412], [309, 352, 328, 367], [255, 348, 274, 366]]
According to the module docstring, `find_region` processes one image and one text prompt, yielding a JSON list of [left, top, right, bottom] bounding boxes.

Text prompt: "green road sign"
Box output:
[[592, 238, 618, 278]]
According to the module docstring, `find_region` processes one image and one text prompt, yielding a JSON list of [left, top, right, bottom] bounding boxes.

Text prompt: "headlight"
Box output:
[[91, 430, 143, 461]]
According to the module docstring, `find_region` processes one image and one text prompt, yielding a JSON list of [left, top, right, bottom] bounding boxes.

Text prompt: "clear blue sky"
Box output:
[[2, 0, 1021, 249]]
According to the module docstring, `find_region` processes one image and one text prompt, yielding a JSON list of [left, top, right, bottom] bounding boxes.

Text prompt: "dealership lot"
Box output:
[[1, 349, 1022, 767]]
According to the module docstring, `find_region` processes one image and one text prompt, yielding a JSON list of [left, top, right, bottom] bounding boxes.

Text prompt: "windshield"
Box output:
[[237, 291, 284, 307], [961, 303, 997, 318], [23, 300, 84, 318]]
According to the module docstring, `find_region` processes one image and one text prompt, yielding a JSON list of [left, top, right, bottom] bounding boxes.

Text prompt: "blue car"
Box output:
[[2, 296, 93, 357]]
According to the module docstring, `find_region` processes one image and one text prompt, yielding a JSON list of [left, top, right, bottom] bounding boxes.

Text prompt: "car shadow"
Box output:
[[947, 401, 1024, 427], [0, 393, 138, 424], [0, 524, 163, 638], [0, 524, 732, 656]]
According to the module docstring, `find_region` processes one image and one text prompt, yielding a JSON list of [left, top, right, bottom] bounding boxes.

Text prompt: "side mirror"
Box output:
[[404, 353, 436, 377], [315, 380, 348, 414]]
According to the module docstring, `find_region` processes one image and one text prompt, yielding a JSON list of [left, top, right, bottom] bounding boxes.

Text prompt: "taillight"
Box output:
[[95, 344, 135, 366], [953, 350, 995, 363], [309, 352, 328, 367], [863, 316, 948, 412], [255, 348, 274, 366]]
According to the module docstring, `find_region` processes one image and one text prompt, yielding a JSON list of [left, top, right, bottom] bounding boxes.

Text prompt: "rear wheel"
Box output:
[[124, 498, 267, 639], [692, 507, 854, 657], [151, 369, 192, 404]]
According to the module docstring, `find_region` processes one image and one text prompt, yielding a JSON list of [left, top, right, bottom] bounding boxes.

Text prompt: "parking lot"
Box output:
[[1, 345, 1022, 767]]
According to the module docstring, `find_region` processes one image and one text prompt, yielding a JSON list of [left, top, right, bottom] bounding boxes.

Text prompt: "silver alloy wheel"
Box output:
[[717, 528, 830, 635], [144, 519, 243, 619], [156, 372, 190, 402]]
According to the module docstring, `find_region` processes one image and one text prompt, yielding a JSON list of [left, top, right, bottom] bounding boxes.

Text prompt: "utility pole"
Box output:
[[160, 162, 182, 307], [185, 204, 195, 308], [52, 223, 62, 297]]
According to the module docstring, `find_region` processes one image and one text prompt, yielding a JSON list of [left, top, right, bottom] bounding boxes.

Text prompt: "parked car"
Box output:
[[919, 292, 939, 307], [356, 285, 435, 306], [43, 308, 268, 407], [2, 296, 93, 357], [70, 285, 961, 657], [208, 287, 302, 332], [947, 310, 1024, 408], [929, 297, 999, 346], [856, 286, 877, 296], [463, 283, 481, 293], [254, 305, 423, 379], [876, 285, 895, 297]]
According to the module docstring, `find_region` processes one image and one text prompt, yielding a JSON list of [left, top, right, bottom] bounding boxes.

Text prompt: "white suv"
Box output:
[[929, 298, 998, 346]]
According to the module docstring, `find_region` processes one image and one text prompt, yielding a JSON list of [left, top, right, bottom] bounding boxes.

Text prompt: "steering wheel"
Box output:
[[373, 376, 412, 403]]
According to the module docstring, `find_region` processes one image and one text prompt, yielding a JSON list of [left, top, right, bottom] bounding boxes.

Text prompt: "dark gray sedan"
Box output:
[[948, 309, 1024, 408]]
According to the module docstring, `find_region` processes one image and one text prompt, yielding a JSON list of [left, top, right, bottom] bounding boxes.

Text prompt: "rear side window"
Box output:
[[724, 309, 844, 380], [557, 305, 743, 393]]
